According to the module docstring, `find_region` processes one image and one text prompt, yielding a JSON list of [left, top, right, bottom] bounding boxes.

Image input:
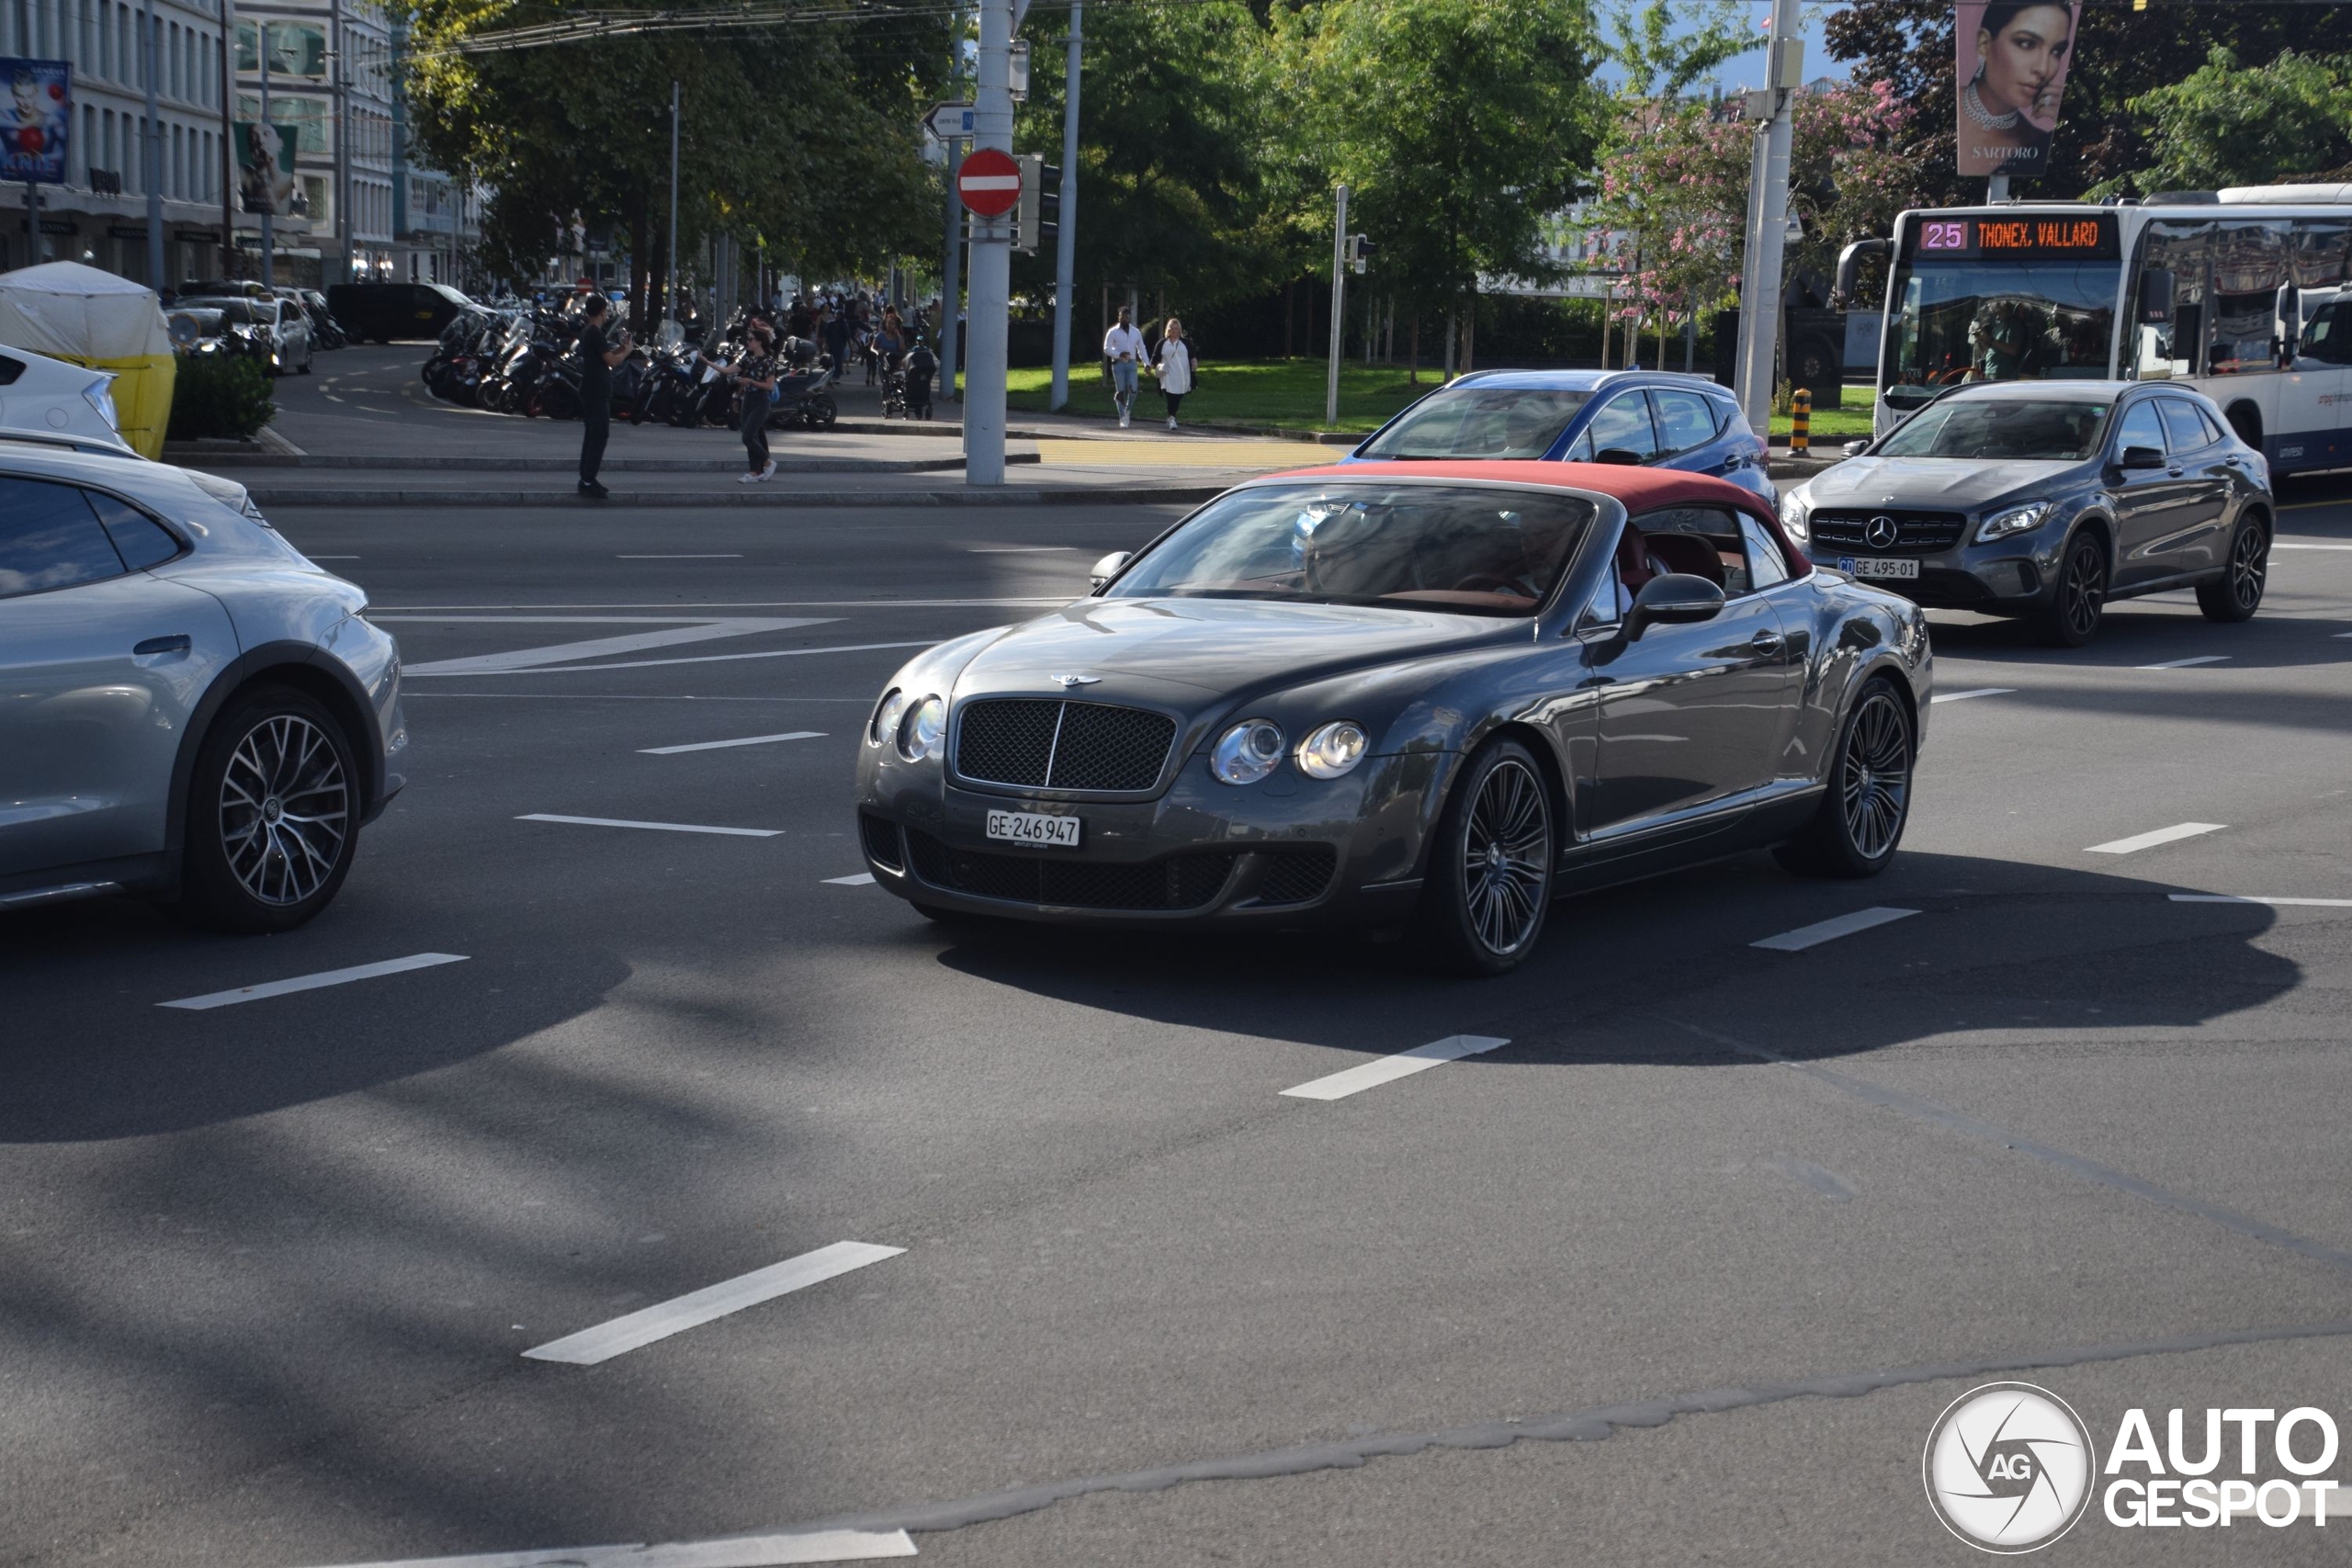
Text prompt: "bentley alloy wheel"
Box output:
[[1419, 739, 1555, 976], [1775, 680, 1915, 879]]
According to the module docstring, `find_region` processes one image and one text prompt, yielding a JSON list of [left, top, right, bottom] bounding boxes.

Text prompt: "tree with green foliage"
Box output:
[[2098, 48, 2352, 196], [1283, 0, 1611, 368], [1603, 0, 1755, 101]]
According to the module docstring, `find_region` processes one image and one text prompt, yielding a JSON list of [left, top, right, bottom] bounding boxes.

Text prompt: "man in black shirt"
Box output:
[[575, 294, 630, 498]]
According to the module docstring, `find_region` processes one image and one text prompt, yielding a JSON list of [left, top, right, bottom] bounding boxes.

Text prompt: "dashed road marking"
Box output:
[[967, 546, 1074, 553], [160, 953, 469, 1010], [2272, 542, 2352, 550], [824, 873, 877, 886], [639, 731, 825, 755], [2137, 655, 2231, 670], [616, 554, 747, 559], [1930, 687, 2016, 705], [2087, 822, 2226, 855], [1280, 1035, 1509, 1100], [2170, 894, 2352, 908], [522, 1241, 903, 1365], [310, 1525, 919, 1565], [517, 814, 782, 838], [1751, 907, 1919, 953]]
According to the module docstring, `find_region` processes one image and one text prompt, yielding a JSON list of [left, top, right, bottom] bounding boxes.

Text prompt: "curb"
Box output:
[[171, 453, 1034, 474], [251, 483, 1228, 510]]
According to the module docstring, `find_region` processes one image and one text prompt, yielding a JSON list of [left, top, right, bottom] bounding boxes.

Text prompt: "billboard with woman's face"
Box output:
[[1956, 2, 2082, 178]]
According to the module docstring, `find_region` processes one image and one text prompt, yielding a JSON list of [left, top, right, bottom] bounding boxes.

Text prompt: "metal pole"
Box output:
[[260, 23, 274, 286], [1046, 0, 1080, 412], [940, 138, 962, 399], [964, 0, 1012, 484], [1986, 173, 2010, 202], [141, 0, 163, 286], [666, 80, 679, 321], [333, 2, 349, 285], [1733, 0, 1801, 439], [220, 8, 234, 277], [1324, 184, 1347, 427]]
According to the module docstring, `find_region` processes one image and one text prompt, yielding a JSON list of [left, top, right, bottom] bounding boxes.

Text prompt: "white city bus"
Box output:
[[1865, 184, 2352, 475]]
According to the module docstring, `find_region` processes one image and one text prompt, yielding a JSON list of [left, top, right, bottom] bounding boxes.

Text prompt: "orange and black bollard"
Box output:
[[1792, 389, 1812, 456]]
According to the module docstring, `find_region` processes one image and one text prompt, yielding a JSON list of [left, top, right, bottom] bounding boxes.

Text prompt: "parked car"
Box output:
[[176, 295, 313, 376], [1343, 369, 1776, 505], [0, 343, 130, 448], [854, 462, 1928, 975], [325, 281, 473, 344], [1780, 380, 2274, 647], [0, 442, 407, 930]]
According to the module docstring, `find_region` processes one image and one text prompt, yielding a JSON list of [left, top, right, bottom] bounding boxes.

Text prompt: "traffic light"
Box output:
[[1348, 233, 1376, 275], [1016, 156, 1060, 253]]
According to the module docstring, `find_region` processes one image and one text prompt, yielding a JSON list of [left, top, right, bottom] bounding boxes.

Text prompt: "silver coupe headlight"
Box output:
[[869, 689, 906, 748], [1976, 501, 2053, 543], [1210, 718, 1285, 785], [898, 695, 945, 761], [1778, 490, 1810, 544], [1295, 720, 1368, 780]]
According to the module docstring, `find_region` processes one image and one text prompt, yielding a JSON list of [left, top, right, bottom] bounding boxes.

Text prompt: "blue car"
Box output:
[[1343, 369, 1774, 505]]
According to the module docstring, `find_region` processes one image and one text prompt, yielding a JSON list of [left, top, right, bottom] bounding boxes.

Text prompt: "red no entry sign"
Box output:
[[956, 148, 1023, 217]]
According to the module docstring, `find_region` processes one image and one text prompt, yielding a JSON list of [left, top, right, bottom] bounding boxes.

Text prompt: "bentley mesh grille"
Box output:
[[954, 699, 1177, 792], [1255, 848, 1338, 906], [859, 812, 903, 873], [905, 829, 1235, 910]]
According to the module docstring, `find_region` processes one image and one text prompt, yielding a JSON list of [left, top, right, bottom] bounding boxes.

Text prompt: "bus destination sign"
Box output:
[[1907, 213, 2119, 260]]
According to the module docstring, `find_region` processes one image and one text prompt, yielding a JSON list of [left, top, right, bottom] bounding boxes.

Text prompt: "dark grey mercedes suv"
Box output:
[[1778, 381, 2274, 646]]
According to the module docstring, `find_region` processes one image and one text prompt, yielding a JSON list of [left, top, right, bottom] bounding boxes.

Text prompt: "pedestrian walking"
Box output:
[[1103, 305, 1146, 429], [1153, 317, 1198, 431], [722, 322, 783, 483], [574, 294, 631, 499]]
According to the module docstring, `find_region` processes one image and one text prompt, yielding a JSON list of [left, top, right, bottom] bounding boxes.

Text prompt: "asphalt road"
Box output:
[[6, 484, 2352, 1567]]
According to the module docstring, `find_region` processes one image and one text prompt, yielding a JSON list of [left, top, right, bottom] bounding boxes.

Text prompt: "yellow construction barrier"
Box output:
[[0, 261, 177, 457], [64, 352, 175, 458]]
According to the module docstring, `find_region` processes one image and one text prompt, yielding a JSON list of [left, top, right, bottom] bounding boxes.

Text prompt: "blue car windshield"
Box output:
[[1106, 483, 1597, 615], [1357, 389, 1592, 459]]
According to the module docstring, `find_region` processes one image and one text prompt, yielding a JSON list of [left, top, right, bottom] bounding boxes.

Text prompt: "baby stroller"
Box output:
[[903, 343, 938, 422], [881, 355, 910, 420]]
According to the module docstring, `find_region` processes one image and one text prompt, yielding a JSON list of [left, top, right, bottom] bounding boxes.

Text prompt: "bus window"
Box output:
[[2304, 299, 2352, 366], [2208, 221, 2289, 377], [2134, 221, 2210, 380], [2290, 221, 2349, 289]]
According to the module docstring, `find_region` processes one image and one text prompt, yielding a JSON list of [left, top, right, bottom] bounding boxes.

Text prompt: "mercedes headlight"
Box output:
[[898, 694, 945, 761], [1778, 489, 1810, 544], [1295, 720, 1368, 780], [1976, 501, 2054, 544], [869, 689, 906, 748], [1210, 718, 1286, 785]]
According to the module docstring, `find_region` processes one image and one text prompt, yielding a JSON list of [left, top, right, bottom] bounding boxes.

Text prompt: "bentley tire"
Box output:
[[178, 687, 361, 933], [2196, 515, 2267, 623], [1774, 680, 1914, 879], [1414, 739, 1555, 976]]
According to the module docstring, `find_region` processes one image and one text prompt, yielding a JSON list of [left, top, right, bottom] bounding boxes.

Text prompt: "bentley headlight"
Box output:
[[1295, 720, 1368, 780], [1778, 489, 1810, 544], [898, 695, 945, 761], [1210, 719, 1286, 785], [869, 689, 906, 748], [1976, 501, 2054, 544]]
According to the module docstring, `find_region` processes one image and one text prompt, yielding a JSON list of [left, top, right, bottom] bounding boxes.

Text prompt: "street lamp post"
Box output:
[[1325, 184, 1348, 428], [666, 81, 679, 322], [1046, 0, 1080, 412], [260, 21, 276, 286], [141, 0, 163, 288], [1732, 0, 1803, 439], [963, 0, 1012, 484]]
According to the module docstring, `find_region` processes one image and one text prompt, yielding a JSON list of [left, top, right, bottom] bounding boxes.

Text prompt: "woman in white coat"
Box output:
[[1153, 318, 1198, 431]]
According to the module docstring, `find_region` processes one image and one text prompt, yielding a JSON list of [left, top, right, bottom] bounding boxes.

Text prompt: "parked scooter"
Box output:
[[766, 336, 838, 430]]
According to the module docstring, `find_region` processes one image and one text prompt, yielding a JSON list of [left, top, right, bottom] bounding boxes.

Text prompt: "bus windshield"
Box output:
[[1883, 256, 2119, 411]]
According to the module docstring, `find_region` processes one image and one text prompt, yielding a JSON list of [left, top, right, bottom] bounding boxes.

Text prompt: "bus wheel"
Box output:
[[2224, 402, 2262, 451]]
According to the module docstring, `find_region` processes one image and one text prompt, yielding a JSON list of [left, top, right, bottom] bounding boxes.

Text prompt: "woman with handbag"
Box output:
[[1153, 318, 1198, 431]]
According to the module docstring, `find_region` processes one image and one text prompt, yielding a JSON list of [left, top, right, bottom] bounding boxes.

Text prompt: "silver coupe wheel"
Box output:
[[1460, 757, 1551, 956], [1839, 689, 1911, 862], [220, 714, 350, 906]]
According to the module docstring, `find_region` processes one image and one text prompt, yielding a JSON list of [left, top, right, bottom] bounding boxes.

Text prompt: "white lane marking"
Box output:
[[401, 616, 838, 677], [309, 554, 362, 559], [1930, 687, 2016, 705], [967, 546, 1074, 553], [375, 598, 1069, 611], [1750, 907, 1920, 953], [616, 554, 747, 559], [2272, 542, 2352, 550], [2087, 821, 2226, 855], [315, 1525, 918, 1566], [639, 731, 826, 755], [523, 1241, 903, 1365], [2170, 894, 2352, 908], [1280, 1035, 1510, 1100], [470, 640, 936, 675], [517, 814, 782, 838], [159, 953, 469, 1011], [824, 873, 876, 886], [2137, 655, 2231, 670]]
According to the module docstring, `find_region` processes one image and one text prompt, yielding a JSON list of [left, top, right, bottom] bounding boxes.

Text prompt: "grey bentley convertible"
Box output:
[[854, 461, 1932, 975]]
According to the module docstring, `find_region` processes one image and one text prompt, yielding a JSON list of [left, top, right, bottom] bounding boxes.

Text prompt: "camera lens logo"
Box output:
[[1923, 1382, 2094, 1553]]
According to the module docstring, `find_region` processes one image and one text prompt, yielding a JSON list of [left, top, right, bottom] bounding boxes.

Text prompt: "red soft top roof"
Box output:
[[1248, 459, 1810, 571]]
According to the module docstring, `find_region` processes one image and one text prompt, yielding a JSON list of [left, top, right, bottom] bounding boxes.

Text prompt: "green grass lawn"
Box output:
[[988, 356, 1878, 443]]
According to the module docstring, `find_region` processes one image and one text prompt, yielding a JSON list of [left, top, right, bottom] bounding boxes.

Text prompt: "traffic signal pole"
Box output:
[[965, 0, 1013, 484], [1732, 0, 1802, 440], [1047, 0, 1081, 412], [1325, 184, 1348, 428]]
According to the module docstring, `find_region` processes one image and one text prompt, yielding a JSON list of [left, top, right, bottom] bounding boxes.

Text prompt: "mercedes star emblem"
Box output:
[[1866, 514, 1902, 550], [1054, 673, 1102, 687]]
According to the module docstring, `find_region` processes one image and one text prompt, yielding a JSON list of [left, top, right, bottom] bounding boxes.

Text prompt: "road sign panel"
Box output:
[[957, 147, 1023, 218], [924, 102, 976, 141]]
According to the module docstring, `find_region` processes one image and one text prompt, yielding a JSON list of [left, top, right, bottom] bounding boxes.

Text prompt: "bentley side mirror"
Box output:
[[1088, 550, 1132, 592], [1624, 573, 1725, 640], [1841, 440, 1870, 458], [2119, 445, 2166, 470]]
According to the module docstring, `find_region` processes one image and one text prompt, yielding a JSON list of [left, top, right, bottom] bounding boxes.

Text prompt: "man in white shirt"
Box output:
[[1102, 306, 1146, 429]]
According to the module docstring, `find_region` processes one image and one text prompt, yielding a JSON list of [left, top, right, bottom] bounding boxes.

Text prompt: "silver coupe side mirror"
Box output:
[[1089, 551, 1131, 592], [1842, 440, 1870, 458]]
